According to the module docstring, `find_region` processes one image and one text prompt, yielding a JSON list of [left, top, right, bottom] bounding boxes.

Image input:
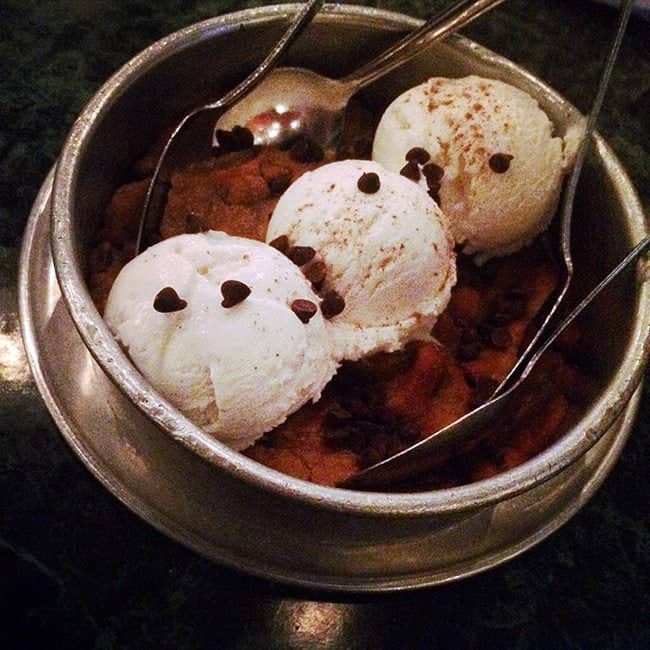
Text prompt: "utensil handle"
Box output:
[[341, 0, 507, 90], [557, 0, 635, 266], [516, 234, 650, 386], [205, 0, 324, 112], [493, 0, 635, 396]]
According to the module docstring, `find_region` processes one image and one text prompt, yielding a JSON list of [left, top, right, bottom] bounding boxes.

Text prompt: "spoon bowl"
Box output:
[[217, 67, 348, 148], [215, 0, 507, 150], [135, 0, 324, 254]]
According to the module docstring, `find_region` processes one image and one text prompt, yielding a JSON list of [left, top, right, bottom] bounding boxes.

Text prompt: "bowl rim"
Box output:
[[50, 3, 650, 517]]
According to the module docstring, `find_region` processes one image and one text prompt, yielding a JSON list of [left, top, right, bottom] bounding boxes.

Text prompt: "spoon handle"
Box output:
[[516, 234, 650, 388], [202, 0, 323, 113], [340, 0, 507, 90]]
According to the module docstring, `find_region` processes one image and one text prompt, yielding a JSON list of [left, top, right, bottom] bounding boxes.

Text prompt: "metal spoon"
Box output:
[[215, 0, 508, 149], [340, 0, 636, 491], [135, 0, 323, 254], [492, 0, 636, 399], [340, 233, 650, 491]]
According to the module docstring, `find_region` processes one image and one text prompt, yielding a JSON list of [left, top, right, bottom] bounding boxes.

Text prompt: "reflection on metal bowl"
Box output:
[[20, 4, 650, 590]]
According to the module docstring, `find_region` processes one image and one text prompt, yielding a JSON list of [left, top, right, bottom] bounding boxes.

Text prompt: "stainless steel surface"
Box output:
[[24, 4, 649, 589], [344, 0, 638, 490], [344, 234, 650, 490], [19, 171, 644, 589], [217, 0, 506, 148], [136, 0, 323, 254]]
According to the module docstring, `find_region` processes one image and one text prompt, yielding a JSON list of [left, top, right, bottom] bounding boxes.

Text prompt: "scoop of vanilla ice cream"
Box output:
[[266, 160, 456, 360], [104, 231, 338, 450], [373, 75, 573, 261]]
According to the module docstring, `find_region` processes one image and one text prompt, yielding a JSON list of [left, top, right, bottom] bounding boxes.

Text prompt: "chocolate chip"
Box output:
[[303, 259, 327, 285], [357, 172, 380, 194], [400, 161, 421, 182], [269, 234, 290, 255], [291, 299, 318, 323], [426, 181, 442, 197], [321, 290, 345, 318], [460, 326, 479, 344], [215, 126, 255, 153], [457, 340, 481, 362], [288, 245, 316, 266], [232, 125, 254, 149], [427, 178, 441, 193], [290, 136, 324, 163], [422, 162, 444, 184], [422, 162, 444, 182], [185, 210, 206, 234], [478, 323, 494, 344], [406, 147, 430, 164], [221, 280, 251, 308], [490, 326, 512, 349], [268, 172, 292, 195], [154, 287, 187, 313], [488, 153, 514, 173], [323, 383, 418, 460], [215, 128, 240, 152]]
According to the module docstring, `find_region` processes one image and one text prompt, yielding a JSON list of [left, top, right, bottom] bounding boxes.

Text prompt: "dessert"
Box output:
[[267, 159, 456, 359], [90, 74, 594, 489], [104, 231, 338, 450], [372, 76, 576, 261]]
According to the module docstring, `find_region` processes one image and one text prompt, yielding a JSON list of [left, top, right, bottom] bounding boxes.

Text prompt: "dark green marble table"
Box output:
[[1, 1, 649, 647]]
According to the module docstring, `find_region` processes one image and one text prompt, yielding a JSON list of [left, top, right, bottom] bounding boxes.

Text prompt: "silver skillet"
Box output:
[[21, 4, 650, 590]]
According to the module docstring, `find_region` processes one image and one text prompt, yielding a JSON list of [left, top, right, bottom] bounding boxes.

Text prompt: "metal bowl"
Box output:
[[31, 4, 650, 589]]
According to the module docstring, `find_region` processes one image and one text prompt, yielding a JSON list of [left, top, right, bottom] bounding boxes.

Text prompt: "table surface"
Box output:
[[1, 1, 649, 647]]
